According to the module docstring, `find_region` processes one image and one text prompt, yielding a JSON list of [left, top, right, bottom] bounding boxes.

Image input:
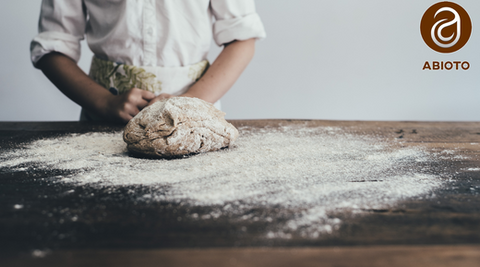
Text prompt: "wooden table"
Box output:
[[1, 120, 479, 267]]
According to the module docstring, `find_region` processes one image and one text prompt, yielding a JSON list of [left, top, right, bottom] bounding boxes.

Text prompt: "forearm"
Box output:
[[182, 39, 256, 103], [37, 53, 156, 122], [37, 52, 111, 116]]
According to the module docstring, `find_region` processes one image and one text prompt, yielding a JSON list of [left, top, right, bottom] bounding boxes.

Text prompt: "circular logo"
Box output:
[[420, 2, 472, 53]]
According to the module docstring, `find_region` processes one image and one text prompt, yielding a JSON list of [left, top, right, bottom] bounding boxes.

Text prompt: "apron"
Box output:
[[80, 57, 220, 121]]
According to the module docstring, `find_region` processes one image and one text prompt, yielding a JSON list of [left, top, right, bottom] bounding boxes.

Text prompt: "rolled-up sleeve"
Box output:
[[211, 0, 266, 46], [30, 0, 87, 67]]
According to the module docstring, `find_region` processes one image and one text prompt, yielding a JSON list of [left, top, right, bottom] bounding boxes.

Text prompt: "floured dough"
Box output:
[[123, 97, 239, 158]]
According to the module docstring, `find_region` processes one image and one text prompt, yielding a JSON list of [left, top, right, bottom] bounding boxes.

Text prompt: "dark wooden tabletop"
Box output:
[[1, 120, 480, 267]]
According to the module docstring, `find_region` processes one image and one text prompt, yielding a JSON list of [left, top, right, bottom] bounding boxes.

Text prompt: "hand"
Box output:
[[147, 93, 175, 106], [102, 88, 155, 123], [179, 92, 196, 98], [36, 53, 156, 123]]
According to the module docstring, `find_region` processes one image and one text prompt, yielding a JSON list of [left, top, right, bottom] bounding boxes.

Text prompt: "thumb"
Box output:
[[141, 90, 156, 101]]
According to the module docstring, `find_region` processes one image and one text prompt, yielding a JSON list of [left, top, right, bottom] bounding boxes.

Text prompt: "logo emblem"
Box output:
[[420, 2, 472, 53]]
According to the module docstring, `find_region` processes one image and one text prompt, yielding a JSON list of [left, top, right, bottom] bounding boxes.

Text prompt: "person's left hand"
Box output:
[[147, 93, 175, 106]]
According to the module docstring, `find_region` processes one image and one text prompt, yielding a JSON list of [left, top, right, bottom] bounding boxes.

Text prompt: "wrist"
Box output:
[[92, 90, 114, 118]]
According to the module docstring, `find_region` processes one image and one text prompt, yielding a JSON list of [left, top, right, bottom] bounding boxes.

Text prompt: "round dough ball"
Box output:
[[123, 97, 239, 158]]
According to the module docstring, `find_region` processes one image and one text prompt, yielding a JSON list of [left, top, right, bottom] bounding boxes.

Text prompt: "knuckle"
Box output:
[[127, 93, 137, 102], [122, 102, 130, 111]]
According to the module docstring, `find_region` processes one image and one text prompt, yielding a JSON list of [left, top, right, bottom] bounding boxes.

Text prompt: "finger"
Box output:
[[130, 106, 140, 117], [158, 93, 174, 99], [126, 88, 142, 98], [137, 98, 150, 110], [147, 97, 160, 106], [122, 102, 140, 117], [119, 112, 133, 123], [141, 90, 156, 101]]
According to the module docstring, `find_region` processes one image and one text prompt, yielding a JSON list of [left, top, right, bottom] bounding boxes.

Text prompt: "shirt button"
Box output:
[[147, 28, 153, 35]]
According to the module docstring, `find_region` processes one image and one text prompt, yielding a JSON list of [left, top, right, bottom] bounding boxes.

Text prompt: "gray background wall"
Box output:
[[1, 0, 479, 121]]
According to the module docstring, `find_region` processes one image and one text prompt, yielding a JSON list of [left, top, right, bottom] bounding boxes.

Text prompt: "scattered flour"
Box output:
[[0, 126, 444, 238]]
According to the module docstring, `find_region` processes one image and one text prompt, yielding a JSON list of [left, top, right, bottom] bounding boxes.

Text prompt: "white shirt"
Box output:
[[31, 0, 266, 68]]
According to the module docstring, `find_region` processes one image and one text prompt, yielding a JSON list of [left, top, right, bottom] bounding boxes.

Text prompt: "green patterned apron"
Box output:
[[80, 57, 211, 121]]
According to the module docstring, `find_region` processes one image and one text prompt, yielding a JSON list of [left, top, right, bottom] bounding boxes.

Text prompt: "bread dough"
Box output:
[[123, 97, 239, 158]]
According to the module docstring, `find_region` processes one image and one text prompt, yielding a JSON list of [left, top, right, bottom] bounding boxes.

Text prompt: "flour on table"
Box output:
[[0, 126, 445, 238], [124, 97, 238, 158]]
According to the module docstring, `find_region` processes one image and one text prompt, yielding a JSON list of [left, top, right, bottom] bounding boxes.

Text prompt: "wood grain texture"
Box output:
[[3, 245, 480, 267], [1, 121, 479, 265]]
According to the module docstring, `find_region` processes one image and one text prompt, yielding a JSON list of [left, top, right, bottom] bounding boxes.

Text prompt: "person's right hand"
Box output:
[[37, 53, 156, 124], [102, 88, 155, 123]]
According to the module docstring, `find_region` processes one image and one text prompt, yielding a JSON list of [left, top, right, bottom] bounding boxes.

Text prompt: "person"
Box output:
[[31, 0, 266, 123]]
